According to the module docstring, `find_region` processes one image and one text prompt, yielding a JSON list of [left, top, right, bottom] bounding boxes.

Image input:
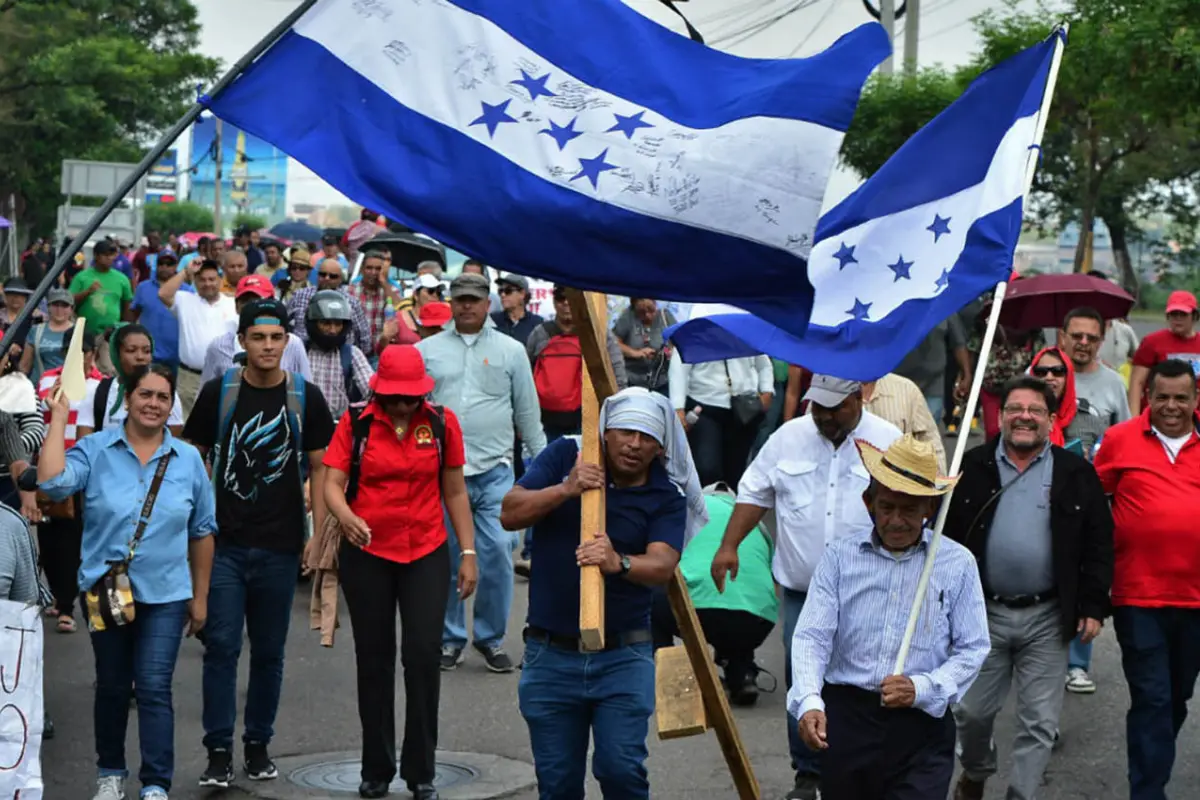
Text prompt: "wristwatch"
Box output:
[[619, 555, 632, 576]]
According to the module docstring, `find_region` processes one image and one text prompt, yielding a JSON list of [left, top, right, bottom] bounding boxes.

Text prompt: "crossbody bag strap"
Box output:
[[127, 452, 173, 561], [962, 456, 1042, 549]]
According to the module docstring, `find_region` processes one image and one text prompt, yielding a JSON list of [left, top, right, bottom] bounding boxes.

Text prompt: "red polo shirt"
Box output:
[[1094, 409, 1200, 608], [324, 400, 465, 564]]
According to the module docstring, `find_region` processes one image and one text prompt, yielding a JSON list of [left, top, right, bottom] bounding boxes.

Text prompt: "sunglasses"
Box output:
[[499, 285, 521, 295], [377, 394, 423, 406], [1067, 332, 1103, 344], [318, 272, 341, 279], [1031, 365, 1067, 377]]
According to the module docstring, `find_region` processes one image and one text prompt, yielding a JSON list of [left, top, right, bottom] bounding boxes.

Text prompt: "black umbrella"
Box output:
[[269, 220, 323, 242]]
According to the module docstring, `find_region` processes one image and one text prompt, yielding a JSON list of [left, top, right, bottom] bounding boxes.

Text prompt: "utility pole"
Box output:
[[880, 0, 896, 74], [213, 117, 223, 236], [903, 0, 920, 74]]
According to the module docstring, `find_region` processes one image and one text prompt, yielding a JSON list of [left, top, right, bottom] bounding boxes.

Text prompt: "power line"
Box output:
[[713, 0, 820, 48], [786, 0, 839, 57], [923, 15, 974, 41]]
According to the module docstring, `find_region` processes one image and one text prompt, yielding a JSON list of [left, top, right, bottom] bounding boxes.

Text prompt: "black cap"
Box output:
[[2, 277, 31, 296], [62, 326, 97, 353], [235, 224, 252, 236], [321, 233, 339, 245], [238, 298, 291, 334]]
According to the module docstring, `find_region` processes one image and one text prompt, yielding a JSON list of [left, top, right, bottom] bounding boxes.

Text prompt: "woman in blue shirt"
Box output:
[[39, 363, 216, 800]]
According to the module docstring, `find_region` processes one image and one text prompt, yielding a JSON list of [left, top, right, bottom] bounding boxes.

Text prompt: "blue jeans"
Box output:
[[925, 396, 945, 424], [518, 638, 656, 798], [1069, 631, 1092, 671], [202, 544, 300, 750], [783, 588, 821, 777], [445, 464, 514, 649], [91, 599, 188, 792], [1113, 606, 1200, 800]]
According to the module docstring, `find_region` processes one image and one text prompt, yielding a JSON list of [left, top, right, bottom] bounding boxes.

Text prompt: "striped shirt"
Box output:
[[863, 373, 946, 472], [788, 527, 990, 720], [39, 368, 105, 448]]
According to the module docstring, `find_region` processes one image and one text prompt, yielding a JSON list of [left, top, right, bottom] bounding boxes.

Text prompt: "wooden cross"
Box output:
[[564, 289, 761, 800]]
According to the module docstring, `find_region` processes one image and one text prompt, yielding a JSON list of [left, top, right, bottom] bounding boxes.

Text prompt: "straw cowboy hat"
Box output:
[[855, 434, 959, 497]]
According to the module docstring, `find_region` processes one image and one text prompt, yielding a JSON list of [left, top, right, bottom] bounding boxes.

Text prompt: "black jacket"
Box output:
[[944, 439, 1114, 641]]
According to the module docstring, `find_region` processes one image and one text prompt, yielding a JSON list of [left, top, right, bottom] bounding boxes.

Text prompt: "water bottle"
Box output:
[[685, 405, 701, 426], [384, 298, 396, 322]]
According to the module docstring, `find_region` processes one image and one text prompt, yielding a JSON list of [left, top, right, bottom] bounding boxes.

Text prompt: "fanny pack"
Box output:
[[724, 361, 764, 426], [84, 453, 172, 633]]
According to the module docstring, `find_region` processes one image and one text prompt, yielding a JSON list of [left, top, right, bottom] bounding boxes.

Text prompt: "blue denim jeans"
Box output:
[[445, 464, 514, 649], [91, 599, 188, 792], [202, 544, 300, 750], [518, 638, 656, 798], [1069, 631, 1093, 671], [925, 396, 945, 424], [1113, 606, 1200, 800], [783, 588, 821, 777]]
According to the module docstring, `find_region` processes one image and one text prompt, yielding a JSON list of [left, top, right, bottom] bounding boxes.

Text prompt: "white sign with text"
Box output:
[[0, 602, 42, 799]]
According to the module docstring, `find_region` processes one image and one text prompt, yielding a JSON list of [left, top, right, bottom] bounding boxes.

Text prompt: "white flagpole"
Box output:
[[893, 26, 1068, 675]]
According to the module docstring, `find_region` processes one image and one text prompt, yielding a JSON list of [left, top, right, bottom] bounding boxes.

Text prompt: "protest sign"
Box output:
[[0, 601, 42, 799]]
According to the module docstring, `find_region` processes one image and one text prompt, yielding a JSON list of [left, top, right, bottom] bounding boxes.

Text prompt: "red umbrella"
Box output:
[[998, 273, 1135, 330]]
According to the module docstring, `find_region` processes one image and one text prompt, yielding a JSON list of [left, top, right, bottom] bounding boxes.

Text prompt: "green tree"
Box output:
[[0, 0, 218, 239], [232, 212, 267, 232], [839, 0, 1200, 293], [143, 201, 215, 235]]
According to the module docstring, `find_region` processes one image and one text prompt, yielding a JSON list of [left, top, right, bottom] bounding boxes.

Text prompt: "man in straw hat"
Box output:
[[789, 433, 990, 800]]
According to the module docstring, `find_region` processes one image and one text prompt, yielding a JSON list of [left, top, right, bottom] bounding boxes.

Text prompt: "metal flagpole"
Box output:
[[0, 0, 320, 357], [893, 26, 1068, 675]]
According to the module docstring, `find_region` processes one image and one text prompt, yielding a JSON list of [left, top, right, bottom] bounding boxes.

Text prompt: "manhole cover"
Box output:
[[289, 758, 479, 792]]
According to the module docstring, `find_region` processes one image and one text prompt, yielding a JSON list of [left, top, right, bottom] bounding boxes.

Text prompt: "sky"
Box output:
[[186, 0, 1009, 214]]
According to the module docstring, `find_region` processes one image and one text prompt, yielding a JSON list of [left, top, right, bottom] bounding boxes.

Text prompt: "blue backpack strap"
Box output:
[[213, 367, 244, 485]]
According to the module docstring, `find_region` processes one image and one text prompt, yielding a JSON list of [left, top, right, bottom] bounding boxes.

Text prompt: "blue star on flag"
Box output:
[[846, 298, 872, 321], [934, 268, 951, 291], [469, 99, 518, 138], [888, 255, 913, 282], [510, 69, 555, 102], [833, 242, 858, 270], [927, 214, 952, 242], [539, 117, 583, 151], [570, 148, 617, 189], [606, 110, 654, 139]]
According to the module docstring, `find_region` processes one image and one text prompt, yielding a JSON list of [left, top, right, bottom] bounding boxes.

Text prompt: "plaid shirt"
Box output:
[[307, 345, 374, 421], [285, 285, 373, 354], [347, 282, 388, 347]]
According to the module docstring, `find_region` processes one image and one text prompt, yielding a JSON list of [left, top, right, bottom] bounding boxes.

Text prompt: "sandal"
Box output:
[[43, 607, 59, 618], [56, 616, 75, 634]]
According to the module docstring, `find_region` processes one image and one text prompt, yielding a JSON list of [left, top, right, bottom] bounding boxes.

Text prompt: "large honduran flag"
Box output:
[[666, 32, 1063, 380], [208, 0, 890, 337]]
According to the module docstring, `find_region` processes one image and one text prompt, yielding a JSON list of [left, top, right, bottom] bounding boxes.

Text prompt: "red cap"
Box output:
[[236, 274, 275, 300], [1166, 290, 1197, 314], [419, 301, 452, 328], [371, 345, 435, 396]]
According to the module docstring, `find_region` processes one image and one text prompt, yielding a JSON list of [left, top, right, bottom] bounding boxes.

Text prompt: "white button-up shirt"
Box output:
[[737, 411, 901, 592], [171, 291, 237, 371], [668, 351, 774, 410]]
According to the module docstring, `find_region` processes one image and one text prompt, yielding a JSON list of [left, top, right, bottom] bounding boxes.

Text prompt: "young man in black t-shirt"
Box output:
[[182, 298, 334, 788]]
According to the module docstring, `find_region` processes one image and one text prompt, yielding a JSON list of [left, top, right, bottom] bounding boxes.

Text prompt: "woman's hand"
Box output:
[[18, 491, 40, 524], [339, 513, 372, 548], [46, 379, 70, 419], [457, 553, 478, 599], [187, 598, 207, 637]]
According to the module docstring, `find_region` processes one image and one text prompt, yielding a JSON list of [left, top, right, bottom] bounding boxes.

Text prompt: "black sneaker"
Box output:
[[245, 741, 278, 781], [473, 642, 515, 673], [199, 748, 234, 788], [786, 772, 820, 800], [440, 645, 465, 671]]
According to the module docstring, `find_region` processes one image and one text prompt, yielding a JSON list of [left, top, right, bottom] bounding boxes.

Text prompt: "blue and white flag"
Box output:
[[666, 33, 1063, 380], [208, 0, 889, 337]]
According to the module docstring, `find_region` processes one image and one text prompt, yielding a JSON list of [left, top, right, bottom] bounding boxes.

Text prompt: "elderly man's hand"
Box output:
[[798, 710, 828, 751], [881, 675, 917, 708]]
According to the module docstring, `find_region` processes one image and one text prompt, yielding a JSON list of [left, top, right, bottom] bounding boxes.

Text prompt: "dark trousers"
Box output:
[[340, 541, 450, 786], [1113, 606, 1200, 800], [202, 544, 300, 751], [650, 590, 773, 688], [40, 513, 83, 617], [820, 684, 955, 800], [90, 600, 189, 792], [686, 397, 761, 490]]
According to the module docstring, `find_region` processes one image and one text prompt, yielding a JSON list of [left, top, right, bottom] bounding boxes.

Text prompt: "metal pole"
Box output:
[[902, 0, 920, 74], [214, 118, 224, 237], [880, 0, 896, 74], [893, 27, 1068, 675], [0, 0, 320, 357]]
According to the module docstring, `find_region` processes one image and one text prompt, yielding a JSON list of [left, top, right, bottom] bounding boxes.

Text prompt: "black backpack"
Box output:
[[344, 400, 447, 502]]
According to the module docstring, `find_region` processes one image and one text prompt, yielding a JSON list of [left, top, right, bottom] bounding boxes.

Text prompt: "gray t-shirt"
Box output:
[[0, 507, 38, 604], [894, 316, 967, 398], [986, 441, 1055, 596], [612, 307, 676, 390], [1068, 365, 1132, 454]]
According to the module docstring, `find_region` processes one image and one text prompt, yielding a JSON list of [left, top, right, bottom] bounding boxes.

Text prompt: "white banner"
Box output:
[[0, 602, 43, 799]]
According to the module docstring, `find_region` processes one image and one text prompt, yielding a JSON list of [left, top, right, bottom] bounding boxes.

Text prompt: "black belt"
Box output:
[[179, 365, 203, 374], [523, 626, 652, 653], [988, 587, 1057, 609]]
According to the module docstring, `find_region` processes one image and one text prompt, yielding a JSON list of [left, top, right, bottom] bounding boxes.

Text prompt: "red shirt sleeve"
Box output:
[[322, 409, 355, 472], [1131, 332, 1159, 368], [442, 409, 466, 469]]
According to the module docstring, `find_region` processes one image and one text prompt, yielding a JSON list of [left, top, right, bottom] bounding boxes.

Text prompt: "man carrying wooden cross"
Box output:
[[790, 433, 990, 800], [499, 387, 704, 798]]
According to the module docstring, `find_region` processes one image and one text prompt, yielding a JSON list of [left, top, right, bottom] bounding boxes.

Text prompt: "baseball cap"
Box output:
[[1166, 290, 1197, 314], [236, 274, 275, 300], [496, 273, 529, 291], [803, 374, 863, 408], [413, 273, 442, 293], [238, 298, 291, 333], [449, 272, 490, 300], [321, 233, 339, 246], [157, 249, 178, 264], [2, 277, 31, 296], [419, 301, 452, 328], [46, 288, 74, 307]]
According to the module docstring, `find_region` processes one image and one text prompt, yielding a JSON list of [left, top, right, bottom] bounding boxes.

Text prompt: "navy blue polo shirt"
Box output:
[[519, 437, 686, 637]]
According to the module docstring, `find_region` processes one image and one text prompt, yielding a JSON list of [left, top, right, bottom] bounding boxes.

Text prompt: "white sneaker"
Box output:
[[92, 775, 126, 800], [141, 788, 169, 800], [1066, 666, 1096, 694]]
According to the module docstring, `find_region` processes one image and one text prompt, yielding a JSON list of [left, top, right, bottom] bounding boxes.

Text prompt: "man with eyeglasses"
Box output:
[[1059, 307, 1131, 463], [285, 259, 373, 355], [944, 375, 1113, 800]]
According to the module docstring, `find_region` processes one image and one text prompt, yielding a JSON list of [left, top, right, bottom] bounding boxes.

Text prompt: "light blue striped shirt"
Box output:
[[417, 324, 546, 476], [788, 526, 990, 719]]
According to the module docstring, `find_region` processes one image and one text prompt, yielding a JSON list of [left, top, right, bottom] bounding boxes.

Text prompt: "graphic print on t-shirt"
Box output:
[[223, 407, 294, 501]]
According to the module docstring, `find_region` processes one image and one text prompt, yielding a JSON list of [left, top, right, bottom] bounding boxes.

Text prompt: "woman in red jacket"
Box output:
[[323, 345, 477, 800]]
